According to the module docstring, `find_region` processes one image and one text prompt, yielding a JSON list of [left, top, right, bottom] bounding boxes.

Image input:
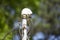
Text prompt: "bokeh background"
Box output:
[[0, 0, 60, 40]]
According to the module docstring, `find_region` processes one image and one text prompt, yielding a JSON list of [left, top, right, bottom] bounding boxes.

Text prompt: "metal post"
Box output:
[[22, 15, 27, 40], [21, 8, 32, 40]]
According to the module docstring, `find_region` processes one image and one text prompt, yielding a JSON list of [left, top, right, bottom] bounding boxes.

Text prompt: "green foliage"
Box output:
[[0, 0, 40, 40]]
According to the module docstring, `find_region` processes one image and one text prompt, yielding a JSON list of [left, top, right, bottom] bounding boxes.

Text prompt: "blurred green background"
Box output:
[[0, 0, 60, 40]]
